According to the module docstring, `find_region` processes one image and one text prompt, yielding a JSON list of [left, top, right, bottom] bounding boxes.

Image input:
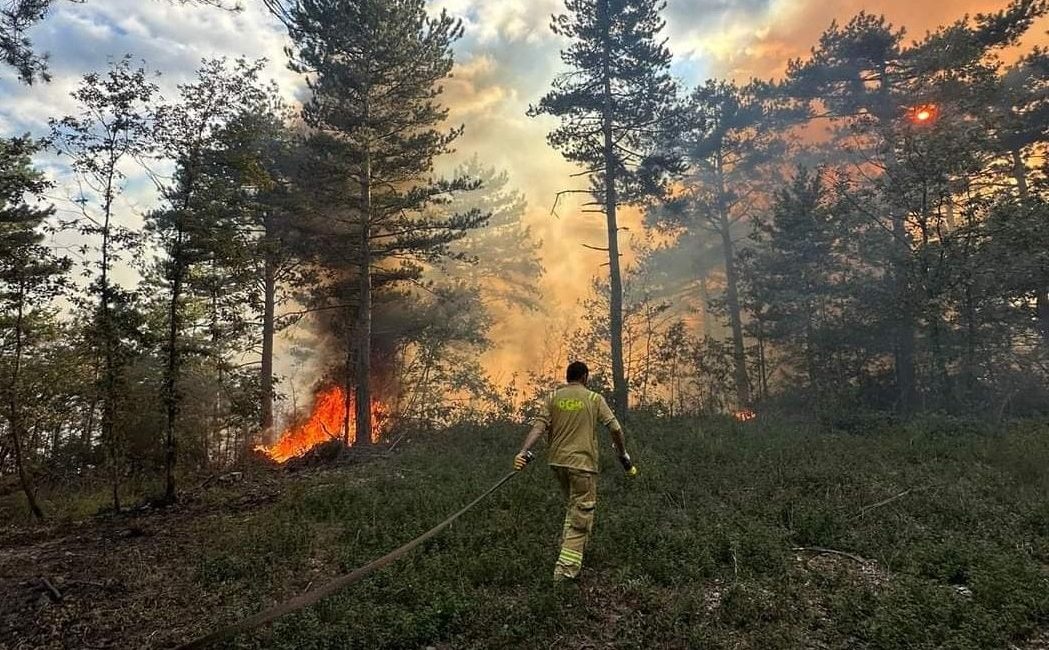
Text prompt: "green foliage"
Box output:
[[436, 156, 544, 313], [287, 0, 487, 283]]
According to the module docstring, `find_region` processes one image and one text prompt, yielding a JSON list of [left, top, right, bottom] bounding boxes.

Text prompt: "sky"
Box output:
[[1, 0, 1046, 390]]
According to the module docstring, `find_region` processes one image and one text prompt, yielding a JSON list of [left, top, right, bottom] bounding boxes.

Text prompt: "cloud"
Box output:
[[0, 1, 296, 133], [431, 0, 562, 44]]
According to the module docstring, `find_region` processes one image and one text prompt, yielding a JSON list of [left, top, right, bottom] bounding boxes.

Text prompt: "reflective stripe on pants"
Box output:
[[552, 466, 597, 580]]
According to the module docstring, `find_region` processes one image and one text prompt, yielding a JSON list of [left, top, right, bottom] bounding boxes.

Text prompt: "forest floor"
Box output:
[[3, 415, 1049, 649]]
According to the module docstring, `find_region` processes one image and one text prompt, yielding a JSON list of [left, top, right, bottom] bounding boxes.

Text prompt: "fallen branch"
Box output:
[[852, 485, 936, 520], [792, 546, 868, 564], [39, 577, 63, 602], [193, 474, 217, 492], [385, 430, 411, 455]]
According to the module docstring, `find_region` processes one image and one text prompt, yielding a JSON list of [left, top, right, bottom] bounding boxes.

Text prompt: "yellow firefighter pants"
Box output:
[[552, 466, 597, 580]]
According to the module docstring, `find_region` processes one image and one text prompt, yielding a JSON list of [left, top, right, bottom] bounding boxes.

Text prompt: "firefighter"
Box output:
[[514, 361, 637, 581]]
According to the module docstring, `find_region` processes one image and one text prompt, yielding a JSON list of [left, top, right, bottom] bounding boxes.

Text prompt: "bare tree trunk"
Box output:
[[259, 244, 276, 438], [757, 332, 769, 399], [892, 214, 918, 415], [81, 357, 100, 466], [8, 282, 44, 520], [7, 419, 42, 521], [259, 211, 276, 442], [1012, 148, 1029, 199], [713, 158, 755, 406], [100, 167, 120, 511], [163, 227, 185, 505], [600, 0, 628, 420], [640, 305, 654, 407], [342, 322, 353, 446], [877, 68, 917, 415], [356, 146, 374, 446]]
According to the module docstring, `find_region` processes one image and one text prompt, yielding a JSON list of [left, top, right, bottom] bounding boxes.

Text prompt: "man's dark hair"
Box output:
[[566, 361, 589, 383]]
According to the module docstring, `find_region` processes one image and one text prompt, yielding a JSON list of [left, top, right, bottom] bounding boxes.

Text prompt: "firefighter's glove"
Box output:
[[619, 452, 639, 477], [513, 450, 535, 472]]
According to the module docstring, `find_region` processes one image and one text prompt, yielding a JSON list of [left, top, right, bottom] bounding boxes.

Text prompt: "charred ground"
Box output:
[[3, 417, 1049, 649]]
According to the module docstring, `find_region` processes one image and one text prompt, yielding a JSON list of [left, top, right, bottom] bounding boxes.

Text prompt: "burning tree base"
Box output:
[[255, 386, 388, 464], [280, 439, 348, 471]]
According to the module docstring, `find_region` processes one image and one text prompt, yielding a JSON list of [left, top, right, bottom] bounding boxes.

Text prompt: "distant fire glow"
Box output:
[[909, 104, 938, 124], [733, 409, 757, 422], [256, 386, 385, 463]]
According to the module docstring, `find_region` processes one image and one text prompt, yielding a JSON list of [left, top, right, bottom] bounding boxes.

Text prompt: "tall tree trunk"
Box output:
[[715, 157, 750, 406], [209, 288, 225, 465], [892, 214, 918, 415], [877, 68, 917, 415], [962, 279, 978, 403], [100, 167, 120, 510], [342, 321, 353, 446], [8, 282, 43, 520], [259, 243, 276, 438], [7, 418, 42, 521], [355, 147, 374, 446], [163, 228, 185, 505], [82, 358, 99, 451], [600, 0, 627, 420], [757, 331, 769, 400]]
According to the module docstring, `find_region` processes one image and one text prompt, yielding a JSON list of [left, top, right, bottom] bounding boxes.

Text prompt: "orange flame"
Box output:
[[733, 409, 757, 422], [256, 386, 386, 463]]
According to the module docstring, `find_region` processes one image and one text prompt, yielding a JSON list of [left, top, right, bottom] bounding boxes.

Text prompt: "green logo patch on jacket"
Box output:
[[556, 398, 586, 412]]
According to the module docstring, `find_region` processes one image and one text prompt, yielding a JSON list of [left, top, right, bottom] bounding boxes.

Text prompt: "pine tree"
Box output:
[[286, 0, 486, 446], [530, 0, 678, 419], [740, 167, 887, 405], [0, 136, 69, 520]]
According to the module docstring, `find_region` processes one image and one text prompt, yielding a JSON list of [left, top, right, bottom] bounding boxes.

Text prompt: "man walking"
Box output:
[[514, 361, 637, 581]]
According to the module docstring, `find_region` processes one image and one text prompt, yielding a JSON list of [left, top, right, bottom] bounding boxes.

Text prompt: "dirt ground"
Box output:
[[0, 468, 304, 650]]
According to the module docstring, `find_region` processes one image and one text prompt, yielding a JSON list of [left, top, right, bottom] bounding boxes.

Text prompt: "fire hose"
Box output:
[[172, 452, 535, 650]]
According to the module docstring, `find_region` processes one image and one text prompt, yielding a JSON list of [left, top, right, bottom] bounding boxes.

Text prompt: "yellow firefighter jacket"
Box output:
[[531, 383, 621, 473]]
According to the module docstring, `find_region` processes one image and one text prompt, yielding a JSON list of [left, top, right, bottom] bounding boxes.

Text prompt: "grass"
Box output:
[[187, 415, 1049, 649], [6, 415, 1049, 648]]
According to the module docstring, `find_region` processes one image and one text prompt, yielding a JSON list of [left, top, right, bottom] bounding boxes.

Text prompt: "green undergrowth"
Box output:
[[191, 416, 1049, 649]]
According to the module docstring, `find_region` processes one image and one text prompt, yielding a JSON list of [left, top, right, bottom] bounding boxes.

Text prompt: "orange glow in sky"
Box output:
[[909, 104, 938, 124]]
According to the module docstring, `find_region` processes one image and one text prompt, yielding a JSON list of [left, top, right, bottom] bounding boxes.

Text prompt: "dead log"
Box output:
[[39, 577, 62, 602]]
